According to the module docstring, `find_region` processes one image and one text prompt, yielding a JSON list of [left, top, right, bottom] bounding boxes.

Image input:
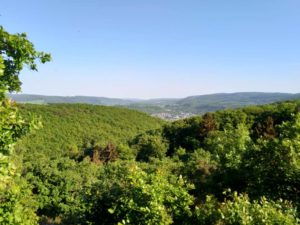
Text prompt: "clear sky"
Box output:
[[1, 0, 299, 98]]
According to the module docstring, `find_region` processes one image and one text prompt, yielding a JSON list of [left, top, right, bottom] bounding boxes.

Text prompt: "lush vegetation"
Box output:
[[14, 99, 300, 224], [0, 25, 50, 224], [2, 26, 300, 225], [16, 103, 164, 158]]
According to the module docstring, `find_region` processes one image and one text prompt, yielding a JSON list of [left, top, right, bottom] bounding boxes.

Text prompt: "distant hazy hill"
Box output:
[[174, 92, 300, 113], [9, 94, 139, 105], [126, 92, 300, 116], [9, 92, 300, 118]]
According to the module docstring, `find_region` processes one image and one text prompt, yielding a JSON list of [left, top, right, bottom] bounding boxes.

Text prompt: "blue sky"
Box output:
[[1, 0, 299, 98]]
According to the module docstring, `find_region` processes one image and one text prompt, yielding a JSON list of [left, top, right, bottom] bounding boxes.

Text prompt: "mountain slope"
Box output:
[[9, 94, 139, 105], [175, 92, 300, 113], [16, 104, 164, 157]]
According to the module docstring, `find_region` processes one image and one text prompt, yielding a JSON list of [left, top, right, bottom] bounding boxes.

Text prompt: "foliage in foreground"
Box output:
[[87, 162, 194, 225], [194, 192, 299, 225], [0, 25, 50, 224]]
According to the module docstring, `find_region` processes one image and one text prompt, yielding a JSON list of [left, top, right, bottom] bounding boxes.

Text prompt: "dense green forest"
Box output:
[[14, 100, 300, 224], [16, 104, 164, 158]]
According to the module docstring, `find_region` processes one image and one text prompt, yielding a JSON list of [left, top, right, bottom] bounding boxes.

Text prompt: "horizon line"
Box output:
[[9, 91, 300, 101]]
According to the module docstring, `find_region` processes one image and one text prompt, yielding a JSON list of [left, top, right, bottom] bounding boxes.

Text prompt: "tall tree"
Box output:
[[0, 26, 50, 224]]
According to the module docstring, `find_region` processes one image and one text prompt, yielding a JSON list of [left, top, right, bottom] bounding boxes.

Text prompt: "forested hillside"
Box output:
[[16, 100, 300, 224], [16, 104, 164, 158]]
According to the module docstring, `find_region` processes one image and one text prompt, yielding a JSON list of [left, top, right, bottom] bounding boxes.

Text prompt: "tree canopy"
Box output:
[[0, 26, 50, 224]]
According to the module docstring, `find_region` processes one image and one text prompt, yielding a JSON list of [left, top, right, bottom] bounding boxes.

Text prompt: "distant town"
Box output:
[[151, 112, 195, 120]]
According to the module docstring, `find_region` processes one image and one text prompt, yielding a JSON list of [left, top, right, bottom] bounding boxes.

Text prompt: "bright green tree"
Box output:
[[193, 192, 299, 225], [89, 161, 194, 225], [132, 130, 169, 162], [0, 26, 50, 224], [242, 113, 300, 205]]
